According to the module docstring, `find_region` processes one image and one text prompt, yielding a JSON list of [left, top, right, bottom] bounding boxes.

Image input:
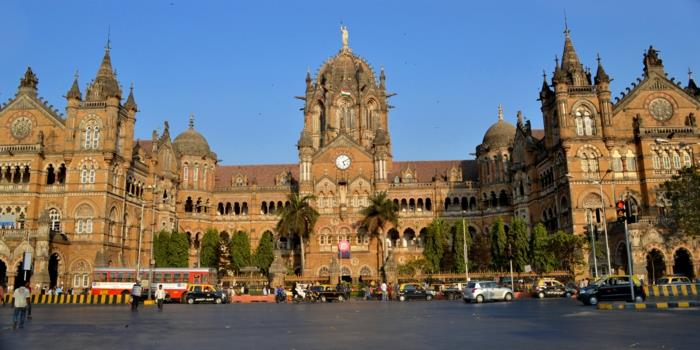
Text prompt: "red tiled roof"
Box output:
[[391, 160, 478, 182], [215, 164, 298, 188]]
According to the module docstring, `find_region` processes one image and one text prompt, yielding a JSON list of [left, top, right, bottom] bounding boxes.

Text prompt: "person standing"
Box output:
[[12, 282, 31, 330], [131, 281, 142, 312], [155, 284, 166, 311], [380, 281, 388, 301]]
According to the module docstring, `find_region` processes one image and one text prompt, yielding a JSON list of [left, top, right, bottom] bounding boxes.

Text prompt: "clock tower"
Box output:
[[296, 27, 393, 276]]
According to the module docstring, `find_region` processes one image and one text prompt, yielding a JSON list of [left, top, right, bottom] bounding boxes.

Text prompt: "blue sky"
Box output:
[[2, 0, 699, 165]]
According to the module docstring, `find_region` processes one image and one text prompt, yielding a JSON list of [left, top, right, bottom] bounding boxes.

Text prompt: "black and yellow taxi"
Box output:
[[398, 283, 433, 301], [182, 284, 227, 304]]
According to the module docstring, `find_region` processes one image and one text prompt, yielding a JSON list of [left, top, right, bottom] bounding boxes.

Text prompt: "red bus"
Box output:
[[91, 267, 217, 301]]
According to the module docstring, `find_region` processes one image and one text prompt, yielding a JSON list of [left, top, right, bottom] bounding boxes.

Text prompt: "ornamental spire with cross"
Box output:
[[189, 113, 195, 129], [497, 104, 504, 121]]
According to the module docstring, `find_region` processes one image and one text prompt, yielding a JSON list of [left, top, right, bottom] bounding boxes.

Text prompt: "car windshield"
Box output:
[[467, 282, 477, 289], [657, 278, 669, 284]]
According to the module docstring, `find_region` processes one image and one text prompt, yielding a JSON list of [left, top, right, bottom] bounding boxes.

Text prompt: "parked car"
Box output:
[[442, 282, 468, 300], [533, 278, 577, 298], [463, 281, 514, 303], [656, 276, 692, 285], [309, 284, 348, 302], [577, 275, 645, 305], [398, 283, 433, 301], [182, 284, 227, 304]]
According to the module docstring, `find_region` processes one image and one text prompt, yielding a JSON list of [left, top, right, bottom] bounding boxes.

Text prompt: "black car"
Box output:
[[398, 283, 433, 301], [183, 284, 227, 304], [309, 285, 348, 302], [533, 278, 577, 298], [577, 275, 646, 305]]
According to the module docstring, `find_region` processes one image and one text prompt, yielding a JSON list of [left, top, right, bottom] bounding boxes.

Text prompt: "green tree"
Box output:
[[529, 223, 554, 274], [359, 191, 399, 270], [662, 166, 700, 235], [217, 233, 232, 276], [423, 218, 449, 273], [200, 229, 220, 268], [254, 231, 275, 275], [168, 231, 190, 267], [451, 220, 472, 273], [508, 217, 530, 272], [154, 230, 171, 267], [548, 230, 586, 274], [471, 231, 492, 271], [490, 218, 508, 269], [230, 230, 252, 273], [276, 193, 319, 274]]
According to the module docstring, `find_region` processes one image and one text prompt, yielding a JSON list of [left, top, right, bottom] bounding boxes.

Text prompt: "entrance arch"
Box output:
[[673, 248, 694, 279], [646, 249, 666, 283], [13, 261, 32, 289]]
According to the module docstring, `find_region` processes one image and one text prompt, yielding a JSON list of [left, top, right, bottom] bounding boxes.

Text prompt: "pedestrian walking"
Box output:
[[155, 284, 166, 311], [12, 282, 31, 330], [131, 281, 142, 312]]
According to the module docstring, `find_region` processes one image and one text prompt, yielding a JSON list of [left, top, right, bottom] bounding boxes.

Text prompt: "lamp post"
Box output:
[[587, 210, 599, 279], [147, 184, 157, 300], [461, 216, 470, 283], [136, 201, 145, 281], [594, 169, 613, 275]]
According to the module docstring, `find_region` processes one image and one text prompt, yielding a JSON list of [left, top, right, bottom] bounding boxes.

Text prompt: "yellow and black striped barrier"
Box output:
[[3, 294, 130, 305], [643, 284, 699, 298], [598, 300, 699, 310]]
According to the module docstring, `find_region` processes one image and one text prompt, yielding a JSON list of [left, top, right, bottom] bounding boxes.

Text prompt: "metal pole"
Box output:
[[148, 185, 157, 300], [598, 181, 612, 275], [136, 201, 144, 281], [462, 217, 469, 282], [588, 214, 599, 279], [509, 258, 514, 292]]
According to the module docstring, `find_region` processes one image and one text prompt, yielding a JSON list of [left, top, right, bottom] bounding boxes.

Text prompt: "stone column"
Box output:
[[329, 257, 340, 285], [32, 211, 51, 290], [268, 250, 287, 288]]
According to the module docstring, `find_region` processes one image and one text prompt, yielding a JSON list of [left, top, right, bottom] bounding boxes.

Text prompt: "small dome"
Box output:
[[481, 105, 516, 148], [173, 115, 213, 157]]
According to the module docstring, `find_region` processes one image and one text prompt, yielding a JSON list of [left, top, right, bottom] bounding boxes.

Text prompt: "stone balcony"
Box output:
[[0, 228, 38, 240]]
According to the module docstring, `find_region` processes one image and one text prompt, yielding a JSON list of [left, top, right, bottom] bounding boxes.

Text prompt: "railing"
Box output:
[[0, 183, 29, 192], [398, 270, 573, 282], [568, 86, 596, 94], [80, 101, 107, 109], [642, 127, 695, 136], [0, 229, 38, 240], [45, 184, 66, 192], [389, 182, 435, 188], [0, 144, 42, 153]]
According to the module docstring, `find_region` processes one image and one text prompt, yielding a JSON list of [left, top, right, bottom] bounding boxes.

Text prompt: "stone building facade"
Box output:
[[1, 28, 698, 290]]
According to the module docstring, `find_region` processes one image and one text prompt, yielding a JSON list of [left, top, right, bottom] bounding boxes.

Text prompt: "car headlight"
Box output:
[[579, 289, 587, 294]]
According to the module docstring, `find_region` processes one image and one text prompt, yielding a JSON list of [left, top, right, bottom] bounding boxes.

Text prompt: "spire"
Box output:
[[380, 66, 386, 89], [305, 68, 312, 91], [686, 67, 699, 97], [18, 67, 39, 95], [189, 113, 195, 129], [124, 83, 137, 111], [594, 53, 610, 85], [561, 26, 583, 72], [86, 41, 122, 101], [66, 70, 82, 100], [539, 70, 553, 101], [497, 104, 504, 121]]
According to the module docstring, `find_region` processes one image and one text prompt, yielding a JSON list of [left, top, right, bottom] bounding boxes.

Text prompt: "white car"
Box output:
[[463, 281, 514, 303]]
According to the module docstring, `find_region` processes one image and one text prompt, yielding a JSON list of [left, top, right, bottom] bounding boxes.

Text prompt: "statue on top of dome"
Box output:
[[341, 25, 349, 50]]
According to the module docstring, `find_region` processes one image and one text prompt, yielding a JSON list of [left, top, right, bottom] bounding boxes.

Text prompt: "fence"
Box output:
[[3, 294, 130, 305]]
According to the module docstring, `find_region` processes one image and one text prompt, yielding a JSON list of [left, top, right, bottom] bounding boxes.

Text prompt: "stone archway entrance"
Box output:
[[13, 261, 32, 289], [49, 253, 61, 288], [646, 249, 666, 283], [673, 248, 694, 279]]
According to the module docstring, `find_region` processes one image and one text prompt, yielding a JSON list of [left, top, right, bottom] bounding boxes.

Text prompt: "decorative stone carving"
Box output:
[[11, 116, 33, 140], [649, 98, 673, 121]]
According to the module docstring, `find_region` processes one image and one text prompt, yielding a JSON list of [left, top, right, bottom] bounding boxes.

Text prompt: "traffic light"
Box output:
[[616, 200, 627, 223]]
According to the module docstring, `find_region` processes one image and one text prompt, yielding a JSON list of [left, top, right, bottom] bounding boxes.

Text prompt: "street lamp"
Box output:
[[593, 169, 613, 275]]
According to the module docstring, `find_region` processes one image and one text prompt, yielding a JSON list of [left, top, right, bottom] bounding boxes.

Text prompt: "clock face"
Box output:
[[335, 154, 351, 170], [11, 116, 33, 140], [649, 98, 673, 121]]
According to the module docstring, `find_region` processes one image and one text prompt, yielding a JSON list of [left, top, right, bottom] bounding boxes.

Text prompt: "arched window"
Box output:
[[662, 152, 671, 169], [625, 150, 637, 172], [574, 107, 595, 136], [49, 208, 61, 232], [75, 204, 94, 234], [652, 153, 660, 169], [575, 118, 584, 136], [673, 152, 681, 169], [612, 150, 622, 172], [80, 163, 96, 184], [92, 125, 100, 149], [183, 165, 189, 182], [682, 151, 692, 168], [84, 126, 92, 149]]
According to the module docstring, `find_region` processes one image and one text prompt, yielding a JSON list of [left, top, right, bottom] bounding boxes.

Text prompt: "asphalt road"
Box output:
[[0, 298, 698, 350]]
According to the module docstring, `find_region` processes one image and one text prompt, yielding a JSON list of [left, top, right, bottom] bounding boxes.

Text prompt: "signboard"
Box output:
[[0, 214, 16, 228], [23, 251, 33, 271], [338, 240, 350, 259]]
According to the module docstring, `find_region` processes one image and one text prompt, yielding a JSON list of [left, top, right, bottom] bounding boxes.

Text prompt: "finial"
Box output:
[[517, 111, 523, 124], [555, 55, 559, 67], [189, 113, 195, 129], [542, 69, 547, 80], [497, 104, 503, 121], [689, 67, 693, 80], [563, 10, 570, 36], [74, 69, 79, 81], [105, 26, 111, 51], [129, 82, 134, 92], [596, 53, 601, 64]]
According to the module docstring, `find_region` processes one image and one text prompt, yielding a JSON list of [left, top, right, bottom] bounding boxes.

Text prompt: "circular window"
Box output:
[[649, 98, 673, 121]]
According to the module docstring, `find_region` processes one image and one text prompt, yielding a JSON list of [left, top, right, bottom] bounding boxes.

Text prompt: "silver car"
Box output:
[[463, 281, 514, 303]]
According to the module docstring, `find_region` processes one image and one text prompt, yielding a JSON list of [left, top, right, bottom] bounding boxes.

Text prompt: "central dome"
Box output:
[[481, 106, 516, 148], [173, 115, 214, 158]]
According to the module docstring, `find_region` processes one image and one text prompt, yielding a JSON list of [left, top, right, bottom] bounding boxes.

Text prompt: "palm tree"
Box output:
[[276, 193, 319, 276], [359, 191, 399, 272]]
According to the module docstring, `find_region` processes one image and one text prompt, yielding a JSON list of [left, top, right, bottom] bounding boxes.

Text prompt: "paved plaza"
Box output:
[[1, 299, 698, 349]]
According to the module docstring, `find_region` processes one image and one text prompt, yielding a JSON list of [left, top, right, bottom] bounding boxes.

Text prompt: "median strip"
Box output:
[[597, 301, 699, 310]]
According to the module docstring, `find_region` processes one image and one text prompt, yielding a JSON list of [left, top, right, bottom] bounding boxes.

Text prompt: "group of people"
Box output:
[[363, 281, 401, 301], [130, 281, 167, 312]]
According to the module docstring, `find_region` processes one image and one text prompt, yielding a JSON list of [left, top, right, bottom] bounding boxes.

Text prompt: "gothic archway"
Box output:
[[646, 249, 666, 283], [49, 253, 61, 288], [673, 248, 694, 279], [14, 261, 32, 289]]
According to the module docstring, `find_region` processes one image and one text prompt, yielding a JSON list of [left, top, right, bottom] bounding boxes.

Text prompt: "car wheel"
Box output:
[[187, 298, 195, 305], [504, 293, 513, 302], [634, 295, 644, 303], [320, 295, 327, 303], [476, 294, 484, 303], [538, 292, 545, 299], [337, 295, 345, 302], [426, 295, 433, 301], [399, 296, 406, 302], [215, 298, 222, 304], [588, 296, 598, 306]]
